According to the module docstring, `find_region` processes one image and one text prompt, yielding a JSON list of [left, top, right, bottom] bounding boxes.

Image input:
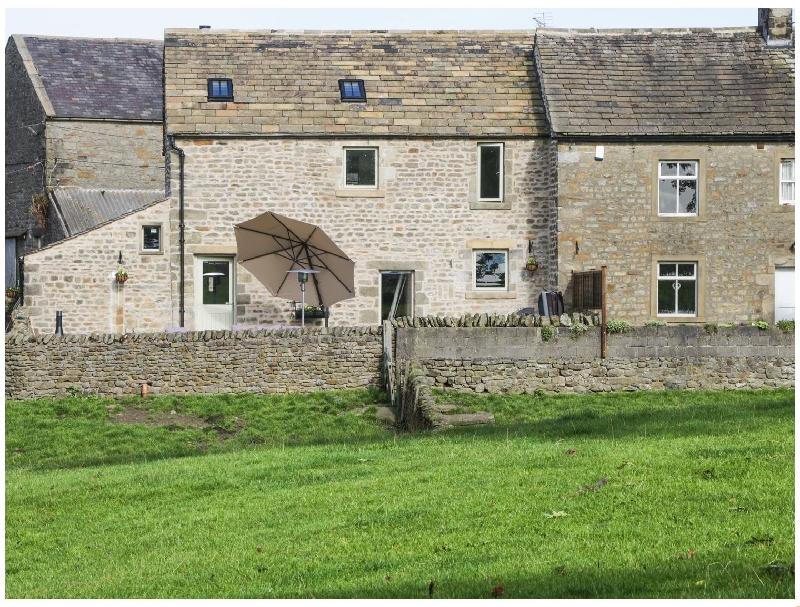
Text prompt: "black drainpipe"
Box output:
[[170, 140, 186, 327]]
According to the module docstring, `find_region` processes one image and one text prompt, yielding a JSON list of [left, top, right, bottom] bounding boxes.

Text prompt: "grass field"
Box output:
[[5, 388, 795, 599]]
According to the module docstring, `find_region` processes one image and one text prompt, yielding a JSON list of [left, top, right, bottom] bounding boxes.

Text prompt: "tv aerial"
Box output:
[[533, 12, 553, 28]]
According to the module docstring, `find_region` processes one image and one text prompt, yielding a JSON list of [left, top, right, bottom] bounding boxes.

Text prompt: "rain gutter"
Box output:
[[170, 139, 186, 327]]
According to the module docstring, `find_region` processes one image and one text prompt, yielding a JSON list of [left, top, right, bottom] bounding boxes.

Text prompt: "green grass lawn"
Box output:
[[5, 388, 794, 599]]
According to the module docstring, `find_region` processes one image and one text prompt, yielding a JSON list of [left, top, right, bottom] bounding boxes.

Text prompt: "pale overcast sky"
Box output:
[[4, 3, 764, 40]]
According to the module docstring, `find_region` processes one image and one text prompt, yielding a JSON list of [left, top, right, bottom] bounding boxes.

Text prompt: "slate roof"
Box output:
[[20, 36, 163, 121], [50, 188, 166, 237], [163, 29, 547, 137], [534, 27, 795, 138]]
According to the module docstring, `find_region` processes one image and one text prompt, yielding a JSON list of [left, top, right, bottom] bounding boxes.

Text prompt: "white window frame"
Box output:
[[140, 224, 162, 254], [343, 147, 378, 189], [780, 158, 795, 205], [656, 261, 698, 317], [478, 143, 504, 202], [657, 160, 699, 217], [473, 249, 508, 292]]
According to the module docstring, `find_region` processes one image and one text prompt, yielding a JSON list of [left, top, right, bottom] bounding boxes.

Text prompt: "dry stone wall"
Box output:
[[6, 318, 792, 402], [397, 322, 794, 394], [5, 326, 384, 400]]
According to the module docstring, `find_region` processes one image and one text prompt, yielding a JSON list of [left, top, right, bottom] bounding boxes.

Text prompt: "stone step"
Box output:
[[438, 412, 495, 427]]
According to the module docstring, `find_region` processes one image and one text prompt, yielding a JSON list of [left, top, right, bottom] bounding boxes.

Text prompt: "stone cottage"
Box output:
[[12, 9, 795, 335], [4, 35, 166, 291], [160, 28, 556, 331], [535, 8, 795, 324]]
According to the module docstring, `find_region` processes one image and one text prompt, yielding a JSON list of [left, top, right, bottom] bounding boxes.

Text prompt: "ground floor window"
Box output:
[[381, 271, 413, 321], [474, 250, 508, 291], [657, 262, 697, 316]]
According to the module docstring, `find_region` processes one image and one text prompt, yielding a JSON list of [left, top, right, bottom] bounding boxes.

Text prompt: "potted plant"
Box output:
[[294, 304, 326, 319], [115, 267, 128, 283], [5, 286, 20, 299], [525, 255, 539, 271]]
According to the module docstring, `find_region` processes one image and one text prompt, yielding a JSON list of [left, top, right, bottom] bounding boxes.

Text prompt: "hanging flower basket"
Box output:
[[115, 268, 128, 283], [525, 256, 539, 272], [6, 286, 20, 299]]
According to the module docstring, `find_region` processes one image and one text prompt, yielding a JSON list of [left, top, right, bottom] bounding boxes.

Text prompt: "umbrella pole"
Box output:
[[301, 281, 306, 328]]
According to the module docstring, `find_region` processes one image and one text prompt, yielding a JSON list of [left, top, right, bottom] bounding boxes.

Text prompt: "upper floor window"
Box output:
[[658, 161, 698, 216], [344, 148, 377, 188], [207, 78, 233, 101], [780, 159, 795, 205], [478, 143, 504, 201], [339, 79, 366, 102]]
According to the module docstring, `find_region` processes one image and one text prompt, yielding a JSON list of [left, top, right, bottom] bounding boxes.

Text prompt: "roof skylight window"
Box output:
[[339, 79, 366, 102], [207, 78, 233, 101]]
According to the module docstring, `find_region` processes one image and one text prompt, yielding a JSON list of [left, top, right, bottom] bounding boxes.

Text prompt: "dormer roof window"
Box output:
[[207, 78, 233, 101], [339, 79, 366, 102]]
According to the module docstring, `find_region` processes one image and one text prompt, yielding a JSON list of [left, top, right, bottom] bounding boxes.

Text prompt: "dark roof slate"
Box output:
[[534, 27, 795, 138], [22, 36, 163, 121], [163, 29, 547, 137]]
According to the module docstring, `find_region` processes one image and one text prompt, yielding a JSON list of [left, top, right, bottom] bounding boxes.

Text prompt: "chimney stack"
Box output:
[[758, 8, 793, 47]]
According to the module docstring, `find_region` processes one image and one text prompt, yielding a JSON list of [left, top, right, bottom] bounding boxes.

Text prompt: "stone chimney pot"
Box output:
[[758, 8, 793, 47]]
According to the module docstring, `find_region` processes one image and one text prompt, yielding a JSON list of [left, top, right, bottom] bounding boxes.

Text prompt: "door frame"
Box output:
[[194, 255, 236, 330]]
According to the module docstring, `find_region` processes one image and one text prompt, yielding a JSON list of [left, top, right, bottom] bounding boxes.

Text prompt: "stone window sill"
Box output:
[[335, 189, 385, 198], [464, 291, 517, 300], [469, 201, 512, 211]]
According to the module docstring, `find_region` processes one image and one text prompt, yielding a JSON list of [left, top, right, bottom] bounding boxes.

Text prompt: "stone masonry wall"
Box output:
[[398, 324, 794, 394], [556, 141, 795, 324], [6, 321, 792, 401], [5, 326, 384, 400], [21, 198, 173, 335], [5, 36, 47, 240], [169, 137, 556, 330], [46, 121, 164, 190]]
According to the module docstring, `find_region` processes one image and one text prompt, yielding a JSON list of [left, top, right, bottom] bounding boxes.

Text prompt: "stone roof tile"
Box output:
[[163, 29, 547, 137], [535, 27, 794, 137]]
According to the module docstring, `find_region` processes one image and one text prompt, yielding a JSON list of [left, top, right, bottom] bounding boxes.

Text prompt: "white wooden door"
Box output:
[[194, 256, 235, 330], [775, 267, 794, 321]]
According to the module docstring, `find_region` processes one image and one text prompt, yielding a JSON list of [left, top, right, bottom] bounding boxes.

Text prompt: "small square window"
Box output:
[[478, 143, 504, 201], [207, 78, 233, 101], [344, 148, 377, 188], [780, 158, 795, 205], [142, 225, 161, 252], [658, 160, 698, 215], [339, 79, 366, 101], [474, 250, 508, 291]]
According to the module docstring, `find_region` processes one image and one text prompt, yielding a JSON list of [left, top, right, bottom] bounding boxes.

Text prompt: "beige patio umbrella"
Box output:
[[234, 211, 355, 320]]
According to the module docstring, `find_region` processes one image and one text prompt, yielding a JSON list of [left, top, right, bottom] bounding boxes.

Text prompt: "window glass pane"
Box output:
[[781, 159, 795, 181], [381, 271, 413, 321], [676, 280, 696, 314], [660, 162, 678, 176], [202, 261, 230, 305], [475, 251, 507, 289], [658, 179, 677, 214], [678, 180, 697, 214], [657, 280, 675, 314], [345, 149, 376, 186], [143, 226, 160, 250], [659, 263, 677, 277], [677, 263, 695, 277], [679, 162, 697, 177], [479, 145, 502, 199], [781, 182, 795, 203]]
